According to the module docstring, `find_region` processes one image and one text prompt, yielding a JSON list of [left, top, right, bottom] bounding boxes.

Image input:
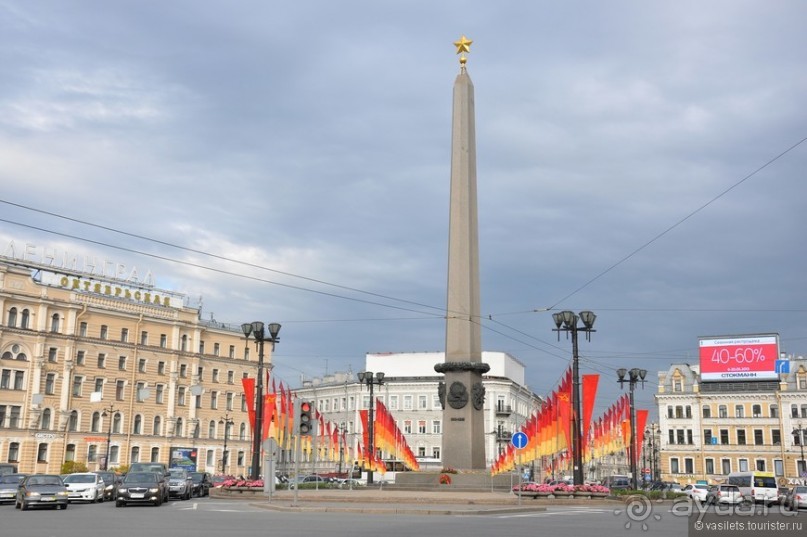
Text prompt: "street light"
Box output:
[[101, 404, 118, 471], [241, 321, 281, 481], [357, 370, 385, 484], [219, 413, 234, 475], [793, 423, 807, 478], [617, 367, 647, 491], [646, 423, 659, 482], [338, 424, 347, 475], [552, 310, 596, 486]]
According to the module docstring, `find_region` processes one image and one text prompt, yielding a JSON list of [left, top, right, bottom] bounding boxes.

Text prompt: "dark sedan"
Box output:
[[15, 474, 69, 510], [94, 471, 121, 501], [116, 472, 163, 507], [190, 472, 212, 497]]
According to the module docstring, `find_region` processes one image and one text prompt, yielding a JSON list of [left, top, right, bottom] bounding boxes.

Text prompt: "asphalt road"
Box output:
[[0, 496, 691, 537]]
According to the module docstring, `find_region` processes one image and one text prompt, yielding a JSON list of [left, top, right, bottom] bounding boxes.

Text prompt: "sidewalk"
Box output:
[[212, 487, 622, 515]]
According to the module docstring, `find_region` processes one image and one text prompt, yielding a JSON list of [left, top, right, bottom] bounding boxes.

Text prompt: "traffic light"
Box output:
[[298, 400, 314, 436]]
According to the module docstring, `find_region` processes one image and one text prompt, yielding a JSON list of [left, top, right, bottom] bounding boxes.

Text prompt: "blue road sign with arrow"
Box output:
[[511, 431, 528, 450]]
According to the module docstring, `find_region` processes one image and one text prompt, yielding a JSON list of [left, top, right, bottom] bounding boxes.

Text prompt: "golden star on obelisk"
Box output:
[[454, 35, 473, 55]]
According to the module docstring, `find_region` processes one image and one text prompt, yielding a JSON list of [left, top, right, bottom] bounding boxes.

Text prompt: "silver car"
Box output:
[[167, 468, 192, 500]]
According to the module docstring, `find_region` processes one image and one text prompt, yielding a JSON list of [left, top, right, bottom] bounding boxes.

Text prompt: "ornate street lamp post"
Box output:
[[219, 413, 234, 475], [101, 404, 117, 471], [357, 371, 385, 484], [793, 423, 807, 478], [241, 321, 281, 481], [617, 367, 647, 491], [552, 310, 596, 485]]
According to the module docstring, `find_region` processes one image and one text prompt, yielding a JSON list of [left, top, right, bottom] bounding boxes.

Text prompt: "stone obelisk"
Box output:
[[435, 36, 489, 470]]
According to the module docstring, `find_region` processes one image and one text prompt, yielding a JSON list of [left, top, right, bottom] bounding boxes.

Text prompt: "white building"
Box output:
[[294, 351, 542, 473]]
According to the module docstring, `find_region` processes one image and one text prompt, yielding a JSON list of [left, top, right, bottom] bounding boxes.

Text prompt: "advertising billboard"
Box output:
[[169, 447, 198, 472], [698, 334, 779, 381]]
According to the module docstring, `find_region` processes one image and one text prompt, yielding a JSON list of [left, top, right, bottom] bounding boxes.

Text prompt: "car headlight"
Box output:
[[149, 488, 159, 493], [56, 491, 69, 497], [118, 488, 128, 493], [25, 491, 41, 498]]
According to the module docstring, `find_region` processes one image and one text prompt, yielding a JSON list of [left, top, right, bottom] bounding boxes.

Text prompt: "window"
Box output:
[[115, 380, 125, 400], [112, 412, 122, 434], [178, 387, 186, 406], [774, 459, 784, 476], [771, 404, 779, 418], [719, 405, 727, 418], [13, 371, 23, 390], [160, 334, 167, 348], [68, 410, 78, 431], [705, 458, 715, 474], [227, 370, 234, 384], [735, 405, 744, 418], [158, 361, 165, 375], [150, 447, 160, 462], [138, 358, 146, 373], [100, 325, 108, 339], [754, 429, 764, 445], [704, 429, 713, 444], [140, 331, 148, 345], [676, 430, 685, 445], [88, 445, 97, 462], [51, 313, 60, 332], [76, 350, 85, 365], [121, 328, 129, 342], [432, 420, 441, 434], [153, 416, 161, 435], [802, 404, 807, 418], [752, 404, 761, 417], [8, 442, 19, 462], [156, 384, 164, 404], [72, 375, 83, 397], [404, 420, 412, 434], [180, 364, 187, 378], [7, 308, 17, 327], [213, 369, 219, 382], [213, 343, 220, 356], [418, 395, 428, 409], [675, 406, 683, 419], [94, 378, 103, 393], [673, 379, 683, 392], [41, 408, 51, 429], [792, 405, 799, 418], [721, 459, 731, 474], [199, 341, 205, 354], [131, 446, 140, 463], [79, 322, 87, 337], [756, 460, 766, 471], [418, 446, 426, 457], [403, 395, 413, 410], [45, 373, 55, 394], [1, 370, 10, 390], [97, 353, 106, 368], [684, 458, 694, 474], [739, 459, 749, 472], [229, 345, 235, 358], [175, 417, 183, 437], [48, 347, 57, 362], [720, 429, 729, 444], [737, 429, 746, 445], [389, 395, 398, 410], [418, 420, 426, 434], [118, 356, 126, 370], [197, 366, 204, 379], [180, 335, 188, 351], [687, 430, 693, 444], [133, 415, 142, 434], [91, 412, 100, 432], [20, 309, 29, 329], [210, 391, 218, 410], [226, 392, 233, 411], [136, 382, 146, 402], [37, 443, 48, 462], [773, 429, 781, 445], [109, 445, 119, 465], [670, 458, 680, 473]]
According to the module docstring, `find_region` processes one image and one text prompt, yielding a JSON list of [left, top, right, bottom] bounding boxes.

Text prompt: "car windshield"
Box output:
[[126, 473, 156, 484], [64, 474, 95, 483], [29, 476, 62, 486], [190, 473, 203, 482], [169, 470, 187, 478], [794, 487, 807, 493], [0, 474, 24, 484]]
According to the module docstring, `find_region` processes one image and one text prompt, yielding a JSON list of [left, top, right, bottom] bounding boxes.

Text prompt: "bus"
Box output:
[[726, 471, 777, 504]]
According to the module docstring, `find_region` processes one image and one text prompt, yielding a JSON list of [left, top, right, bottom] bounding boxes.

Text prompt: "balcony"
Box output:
[[495, 404, 512, 416]]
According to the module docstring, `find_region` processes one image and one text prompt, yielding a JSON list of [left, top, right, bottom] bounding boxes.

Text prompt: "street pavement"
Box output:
[[212, 487, 625, 515]]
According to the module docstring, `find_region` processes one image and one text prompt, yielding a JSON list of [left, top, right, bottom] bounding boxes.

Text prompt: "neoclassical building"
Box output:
[[656, 358, 807, 485], [294, 351, 543, 474], [0, 252, 267, 476]]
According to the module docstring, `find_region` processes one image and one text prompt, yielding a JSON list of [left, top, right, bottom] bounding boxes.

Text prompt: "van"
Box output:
[[603, 475, 631, 490], [0, 463, 18, 476], [727, 471, 777, 504]]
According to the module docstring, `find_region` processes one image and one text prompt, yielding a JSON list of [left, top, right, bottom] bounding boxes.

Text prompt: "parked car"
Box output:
[[602, 475, 631, 491], [683, 484, 709, 504], [0, 463, 19, 477], [15, 474, 69, 510], [788, 486, 807, 511], [63, 472, 105, 503], [94, 471, 121, 501], [336, 478, 365, 489], [127, 463, 169, 502], [778, 486, 790, 505], [0, 473, 27, 504], [167, 468, 193, 500], [705, 484, 744, 505], [289, 475, 330, 488], [116, 472, 163, 507], [189, 472, 212, 497]]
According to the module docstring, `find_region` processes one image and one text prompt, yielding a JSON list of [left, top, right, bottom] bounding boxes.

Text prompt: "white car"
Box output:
[[683, 484, 709, 503], [63, 472, 105, 503]]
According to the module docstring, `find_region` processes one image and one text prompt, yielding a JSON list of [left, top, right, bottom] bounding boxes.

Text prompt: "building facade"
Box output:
[[294, 351, 542, 474], [656, 359, 807, 486], [0, 256, 267, 476]]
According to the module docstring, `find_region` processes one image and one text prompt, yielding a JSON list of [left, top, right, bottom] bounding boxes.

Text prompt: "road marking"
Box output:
[[496, 508, 612, 519]]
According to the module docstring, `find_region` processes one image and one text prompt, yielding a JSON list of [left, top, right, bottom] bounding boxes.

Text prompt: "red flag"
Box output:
[[581, 374, 599, 454], [241, 377, 256, 432]]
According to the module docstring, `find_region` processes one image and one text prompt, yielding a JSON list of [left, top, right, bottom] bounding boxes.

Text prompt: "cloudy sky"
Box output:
[[1, 1, 805, 417]]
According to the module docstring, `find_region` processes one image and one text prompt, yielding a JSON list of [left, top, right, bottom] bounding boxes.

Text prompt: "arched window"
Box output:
[[37, 443, 48, 462], [131, 446, 140, 463], [133, 415, 142, 435], [91, 412, 101, 432], [50, 314, 60, 332], [150, 447, 159, 463], [112, 413, 122, 434], [153, 415, 161, 435], [208, 420, 216, 439], [68, 410, 78, 432], [239, 422, 247, 440], [64, 443, 75, 462], [7, 308, 17, 327], [175, 417, 184, 437], [20, 309, 30, 329], [41, 408, 52, 430]]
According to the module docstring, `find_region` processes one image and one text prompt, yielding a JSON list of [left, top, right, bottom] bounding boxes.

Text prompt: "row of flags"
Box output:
[[240, 374, 419, 472], [491, 366, 648, 476]]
